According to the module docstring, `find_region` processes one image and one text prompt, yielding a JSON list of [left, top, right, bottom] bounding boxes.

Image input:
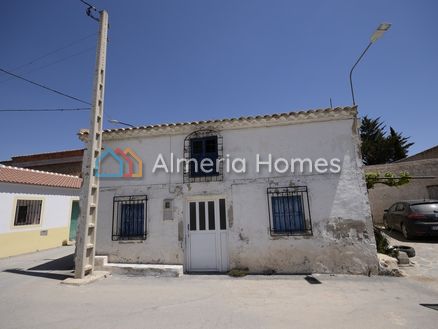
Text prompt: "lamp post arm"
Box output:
[[349, 41, 373, 106], [117, 121, 136, 128], [108, 119, 136, 128]]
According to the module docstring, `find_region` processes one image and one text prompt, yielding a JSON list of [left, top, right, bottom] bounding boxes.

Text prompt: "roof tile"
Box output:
[[0, 165, 81, 189]]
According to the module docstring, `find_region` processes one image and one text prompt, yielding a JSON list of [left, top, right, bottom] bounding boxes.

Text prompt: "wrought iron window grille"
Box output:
[[267, 186, 313, 236], [112, 195, 148, 241], [183, 129, 223, 183]]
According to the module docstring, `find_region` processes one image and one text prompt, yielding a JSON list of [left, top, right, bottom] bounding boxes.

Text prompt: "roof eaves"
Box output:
[[78, 106, 357, 140]]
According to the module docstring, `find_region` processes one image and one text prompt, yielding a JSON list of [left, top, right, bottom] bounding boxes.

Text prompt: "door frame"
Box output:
[[184, 195, 229, 273], [68, 197, 80, 241]]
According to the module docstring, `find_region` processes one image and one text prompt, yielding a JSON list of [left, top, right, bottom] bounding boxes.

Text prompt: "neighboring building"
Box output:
[[79, 106, 378, 275], [396, 145, 438, 163], [1, 149, 84, 176], [365, 145, 438, 225], [0, 165, 81, 258]]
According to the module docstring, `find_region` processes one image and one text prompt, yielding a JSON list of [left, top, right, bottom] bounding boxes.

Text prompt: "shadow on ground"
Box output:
[[3, 269, 72, 281], [383, 229, 438, 244], [420, 304, 438, 311], [2, 253, 74, 281], [28, 253, 74, 271]]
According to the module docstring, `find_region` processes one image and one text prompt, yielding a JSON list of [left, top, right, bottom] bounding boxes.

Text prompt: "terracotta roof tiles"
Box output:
[[79, 106, 357, 140], [0, 165, 82, 189]]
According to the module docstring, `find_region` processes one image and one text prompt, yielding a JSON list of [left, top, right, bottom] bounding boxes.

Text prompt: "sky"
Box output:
[[0, 0, 437, 160]]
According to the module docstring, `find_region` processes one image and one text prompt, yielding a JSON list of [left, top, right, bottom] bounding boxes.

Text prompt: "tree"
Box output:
[[360, 116, 413, 165], [386, 127, 414, 163], [360, 116, 387, 165]]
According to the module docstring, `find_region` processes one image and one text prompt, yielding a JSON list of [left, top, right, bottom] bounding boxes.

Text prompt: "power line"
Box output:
[[0, 46, 95, 84], [80, 0, 100, 21], [0, 68, 91, 105], [7, 32, 96, 73], [0, 108, 90, 112]]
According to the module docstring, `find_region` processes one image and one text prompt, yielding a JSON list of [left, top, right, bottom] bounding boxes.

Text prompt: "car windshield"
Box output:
[[411, 203, 438, 213]]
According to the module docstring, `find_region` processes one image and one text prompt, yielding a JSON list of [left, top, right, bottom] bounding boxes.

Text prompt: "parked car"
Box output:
[[383, 200, 438, 239]]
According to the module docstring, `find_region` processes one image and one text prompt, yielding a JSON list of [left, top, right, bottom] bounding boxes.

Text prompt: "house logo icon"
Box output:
[[94, 147, 143, 178]]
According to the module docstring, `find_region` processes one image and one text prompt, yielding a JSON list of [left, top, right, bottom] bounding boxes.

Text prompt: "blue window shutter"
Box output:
[[190, 136, 219, 177], [271, 195, 305, 233], [121, 203, 144, 237], [272, 197, 284, 232]]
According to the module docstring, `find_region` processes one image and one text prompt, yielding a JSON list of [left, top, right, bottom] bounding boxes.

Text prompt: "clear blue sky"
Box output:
[[1, 0, 437, 160]]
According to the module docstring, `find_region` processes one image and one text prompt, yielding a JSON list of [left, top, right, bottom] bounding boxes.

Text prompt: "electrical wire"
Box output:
[[0, 68, 91, 105], [0, 108, 90, 112], [7, 32, 96, 73], [0, 46, 95, 85]]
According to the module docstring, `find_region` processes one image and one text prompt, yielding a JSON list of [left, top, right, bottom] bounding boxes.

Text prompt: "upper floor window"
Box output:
[[184, 130, 223, 183]]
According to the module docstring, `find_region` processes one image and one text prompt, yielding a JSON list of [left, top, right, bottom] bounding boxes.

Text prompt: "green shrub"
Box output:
[[228, 268, 249, 277], [374, 228, 390, 254]]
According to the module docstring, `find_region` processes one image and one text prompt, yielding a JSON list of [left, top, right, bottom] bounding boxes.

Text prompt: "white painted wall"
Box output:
[[0, 183, 79, 234], [95, 117, 378, 274]]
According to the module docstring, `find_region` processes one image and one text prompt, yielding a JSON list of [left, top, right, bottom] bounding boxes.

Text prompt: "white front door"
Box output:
[[186, 197, 228, 272]]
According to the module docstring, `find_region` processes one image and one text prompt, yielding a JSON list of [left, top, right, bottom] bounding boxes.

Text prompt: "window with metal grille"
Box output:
[[183, 130, 223, 183], [13, 199, 43, 226], [267, 186, 312, 235], [112, 195, 147, 240]]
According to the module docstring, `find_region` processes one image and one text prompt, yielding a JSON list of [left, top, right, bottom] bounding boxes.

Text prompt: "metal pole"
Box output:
[[74, 10, 108, 279], [349, 41, 372, 106]]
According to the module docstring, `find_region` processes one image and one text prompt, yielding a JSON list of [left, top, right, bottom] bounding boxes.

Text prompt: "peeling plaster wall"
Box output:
[[95, 117, 378, 274]]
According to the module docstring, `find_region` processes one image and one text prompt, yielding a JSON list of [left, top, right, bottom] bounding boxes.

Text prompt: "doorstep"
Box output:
[[95, 255, 183, 277]]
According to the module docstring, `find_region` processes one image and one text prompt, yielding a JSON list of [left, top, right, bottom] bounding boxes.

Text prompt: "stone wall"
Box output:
[[365, 159, 438, 225], [1, 149, 83, 176]]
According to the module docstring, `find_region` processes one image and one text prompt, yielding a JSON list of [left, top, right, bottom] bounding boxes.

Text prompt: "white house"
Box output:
[[80, 106, 378, 275], [0, 165, 81, 258]]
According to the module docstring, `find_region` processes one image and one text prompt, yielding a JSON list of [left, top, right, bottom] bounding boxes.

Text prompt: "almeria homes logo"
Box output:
[[94, 147, 342, 179], [95, 147, 143, 178]]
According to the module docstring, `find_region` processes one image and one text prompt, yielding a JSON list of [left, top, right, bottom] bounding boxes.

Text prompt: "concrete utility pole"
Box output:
[[74, 9, 109, 279]]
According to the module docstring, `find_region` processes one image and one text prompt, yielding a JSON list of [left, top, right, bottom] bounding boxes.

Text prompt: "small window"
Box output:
[[395, 203, 405, 212], [427, 185, 438, 199], [192, 140, 203, 154], [189, 202, 197, 230], [14, 200, 42, 226], [183, 130, 223, 183], [190, 136, 219, 177], [205, 138, 218, 153], [112, 195, 147, 240], [267, 186, 312, 235], [219, 198, 226, 230]]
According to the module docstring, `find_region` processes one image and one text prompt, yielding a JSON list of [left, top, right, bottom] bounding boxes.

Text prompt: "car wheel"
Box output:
[[401, 223, 411, 240], [383, 218, 389, 229]]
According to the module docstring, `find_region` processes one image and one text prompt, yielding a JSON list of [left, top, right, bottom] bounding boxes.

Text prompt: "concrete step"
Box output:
[[95, 256, 183, 277]]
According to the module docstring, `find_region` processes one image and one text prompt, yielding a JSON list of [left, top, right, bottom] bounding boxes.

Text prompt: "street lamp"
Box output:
[[108, 119, 136, 128], [349, 23, 391, 106]]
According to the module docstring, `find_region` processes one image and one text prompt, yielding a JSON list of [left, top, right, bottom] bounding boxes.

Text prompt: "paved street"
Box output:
[[0, 245, 437, 329], [384, 229, 438, 289]]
